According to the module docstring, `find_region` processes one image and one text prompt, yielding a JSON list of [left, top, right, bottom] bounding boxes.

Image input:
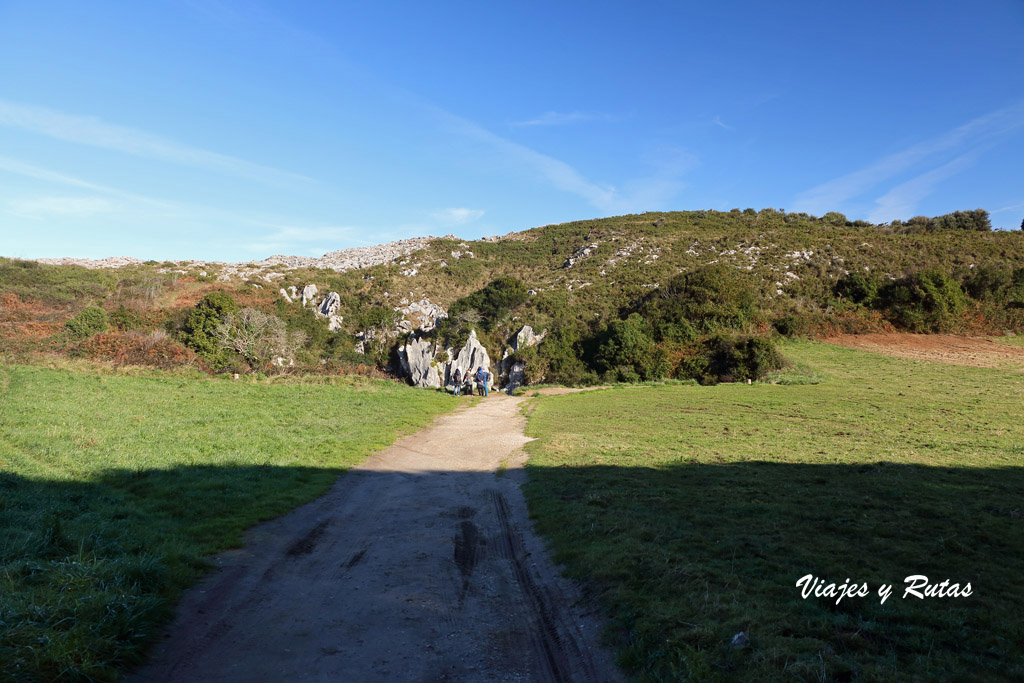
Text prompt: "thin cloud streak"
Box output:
[[0, 99, 314, 187], [434, 108, 694, 214], [511, 111, 614, 127], [793, 100, 1024, 215], [429, 207, 485, 226], [867, 151, 982, 223]]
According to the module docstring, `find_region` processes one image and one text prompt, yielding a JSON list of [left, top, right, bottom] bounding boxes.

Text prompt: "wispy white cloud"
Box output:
[[0, 99, 313, 186], [429, 207, 485, 226], [244, 225, 364, 254], [0, 154, 179, 209], [434, 108, 694, 214], [867, 151, 982, 223], [511, 111, 614, 127], [991, 201, 1024, 215], [793, 100, 1024, 216], [712, 115, 733, 130], [5, 196, 118, 220]]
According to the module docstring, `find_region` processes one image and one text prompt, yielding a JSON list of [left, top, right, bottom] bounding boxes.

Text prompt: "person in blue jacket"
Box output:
[[474, 366, 489, 397]]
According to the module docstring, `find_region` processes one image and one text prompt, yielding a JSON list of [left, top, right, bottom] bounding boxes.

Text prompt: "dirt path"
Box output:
[[825, 333, 1024, 369], [132, 395, 622, 683]]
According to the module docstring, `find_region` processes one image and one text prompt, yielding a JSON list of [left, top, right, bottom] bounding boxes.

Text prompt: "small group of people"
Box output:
[[452, 366, 492, 397]]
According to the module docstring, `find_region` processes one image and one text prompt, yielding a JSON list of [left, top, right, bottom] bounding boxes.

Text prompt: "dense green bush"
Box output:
[[180, 292, 239, 368], [642, 264, 757, 338], [961, 265, 1012, 300], [876, 269, 967, 332], [822, 211, 848, 226], [681, 334, 785, 385], [594, 314, 666, 382], [448, 277, 528, 331], [834, 272, 880, 304], [65, 306, 108, 339]]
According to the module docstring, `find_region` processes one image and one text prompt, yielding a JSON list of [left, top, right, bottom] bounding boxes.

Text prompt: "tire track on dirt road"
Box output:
[[131, 395, 622, 682]]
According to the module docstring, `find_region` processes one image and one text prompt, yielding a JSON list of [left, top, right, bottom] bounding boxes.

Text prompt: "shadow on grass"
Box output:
[[523, 460, 1024, 682], [4, 460, 1023, 682], [0, 464, 344, 681]]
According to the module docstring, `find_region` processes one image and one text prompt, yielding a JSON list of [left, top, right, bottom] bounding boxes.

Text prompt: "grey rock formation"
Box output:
[[301, 284, 319, 307], [278, 288, 293, 304], [445, 330, 491, 392], [499, 325, 546, 394], [562, 243, 598, 269], [398, 334, 441, 389], [512, 325, 546, 352], [314, 291, 344, 332]]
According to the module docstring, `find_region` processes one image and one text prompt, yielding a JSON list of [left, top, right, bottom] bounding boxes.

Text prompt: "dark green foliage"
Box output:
[[642, 264, 757, 337], [681, 334, 784, 385], [65, 306, 108, 338], [109, 305, 145, 331], [876, 269, 967, 332], [822, 211, 847, 226], [180, 292, 239, 367], [594, 314, 666, 382], [448, 277, 528, 331], [927, 209, 991, 232], [962, 265, 1012, 300], [834, 272, 879, 304]]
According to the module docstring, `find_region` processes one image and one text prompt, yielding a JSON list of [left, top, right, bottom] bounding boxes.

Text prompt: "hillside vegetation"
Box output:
[[3, 208, 1023, 386]]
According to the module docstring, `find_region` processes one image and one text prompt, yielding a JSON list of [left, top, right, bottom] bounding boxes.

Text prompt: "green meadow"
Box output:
[[0, 365, 455, 681], [523, 341, 1024, 681]]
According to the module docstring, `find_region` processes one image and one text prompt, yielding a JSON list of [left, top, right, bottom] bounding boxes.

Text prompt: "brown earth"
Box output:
[[131, 395, 622, 683], [825, 333, 1024, 369]]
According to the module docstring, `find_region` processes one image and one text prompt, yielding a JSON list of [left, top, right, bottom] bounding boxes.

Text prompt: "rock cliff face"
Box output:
[[398, 329, 493, 391], [498, 325, 546, 394], [398, 335, 442, 389], [314, 292, 344, 332]]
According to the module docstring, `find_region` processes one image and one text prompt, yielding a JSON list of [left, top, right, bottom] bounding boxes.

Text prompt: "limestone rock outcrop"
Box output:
[[301, 284, 319, 307], [398, 334, 441, 389], [314, 292, 344, 332]]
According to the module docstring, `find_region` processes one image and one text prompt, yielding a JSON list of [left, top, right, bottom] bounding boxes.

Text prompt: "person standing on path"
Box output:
[[452, 368, 462, 396], [475, 366, 489, 397]]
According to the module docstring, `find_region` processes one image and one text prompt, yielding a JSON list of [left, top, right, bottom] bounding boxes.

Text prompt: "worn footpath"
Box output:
[[132, 395, 621, 682]]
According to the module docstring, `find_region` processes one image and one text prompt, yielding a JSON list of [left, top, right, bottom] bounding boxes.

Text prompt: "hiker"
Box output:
[[452, 368, 462, 396], [463, 371, 474, 396], [475, 366, 489, 397]]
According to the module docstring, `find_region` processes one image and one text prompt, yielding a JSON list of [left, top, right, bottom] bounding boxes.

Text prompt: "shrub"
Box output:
[[215, 308, 304, 370], [834, 272, 879, 304], [876, 269, 968, 332], [65, 306, 108, 339], [822, 211, 847, 226], [962, 265, 1012, 301], [109, 305, 145, 331], [180, 292, 239, 367], [642, 264, 757, 337], [448, 277, 528, 331], [594, 314, 666, 382], [681, 334, 785, 385]]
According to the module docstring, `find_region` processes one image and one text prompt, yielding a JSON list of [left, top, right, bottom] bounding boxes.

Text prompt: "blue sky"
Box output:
[[1, 0, 1023, 261]]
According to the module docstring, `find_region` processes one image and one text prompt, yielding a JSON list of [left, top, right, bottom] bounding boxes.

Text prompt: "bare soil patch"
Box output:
[[825, 333, 1024, 369], [132, 395, 621, 682]]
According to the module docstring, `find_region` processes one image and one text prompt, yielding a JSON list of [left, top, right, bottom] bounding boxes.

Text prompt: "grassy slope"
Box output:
[[522, 342, 1024, 681], [0, 366, 455, 681]]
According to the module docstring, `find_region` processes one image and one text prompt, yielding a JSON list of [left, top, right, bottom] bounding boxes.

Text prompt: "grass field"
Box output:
[[0, 364, 455, 681], [522, 341, 1024, 681]]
